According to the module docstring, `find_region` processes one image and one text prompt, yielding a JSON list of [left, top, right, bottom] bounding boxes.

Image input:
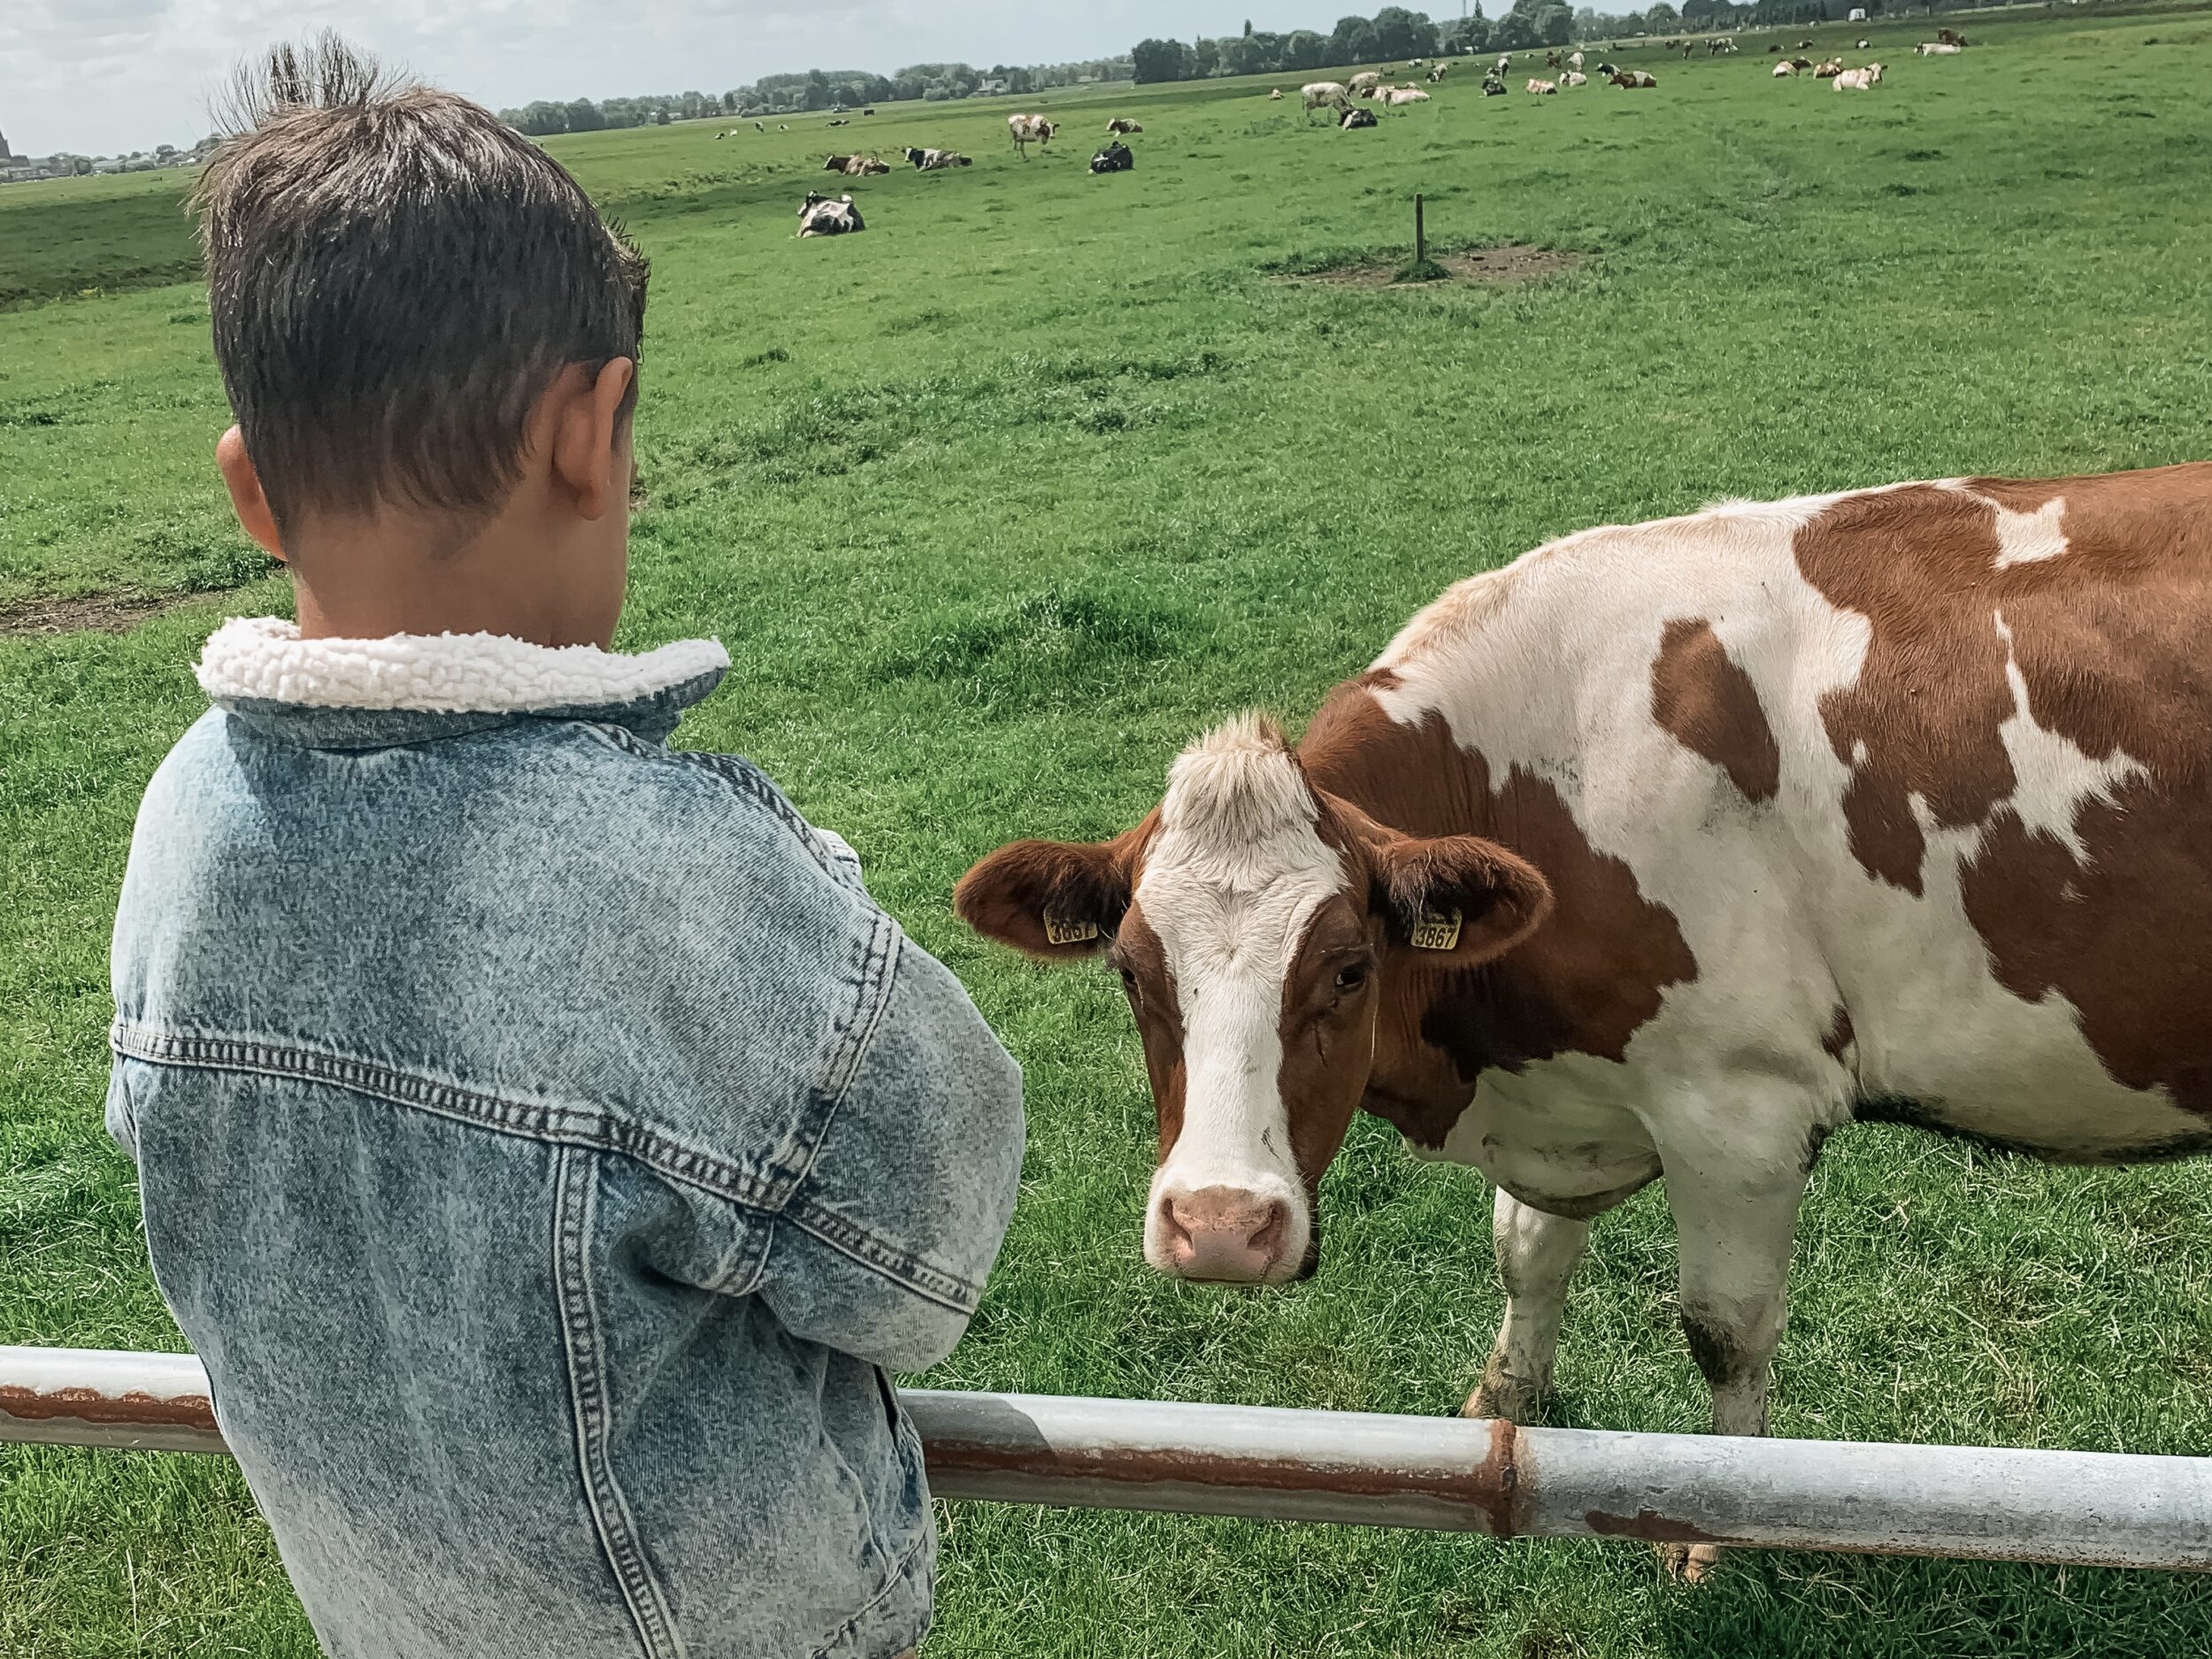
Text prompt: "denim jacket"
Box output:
[[107, 618, 1025, 1659]]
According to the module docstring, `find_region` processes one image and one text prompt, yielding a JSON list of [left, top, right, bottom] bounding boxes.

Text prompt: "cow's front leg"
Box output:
[[1462, 1188, 1590, 1423], [1659, 1141, 1815, 1578]]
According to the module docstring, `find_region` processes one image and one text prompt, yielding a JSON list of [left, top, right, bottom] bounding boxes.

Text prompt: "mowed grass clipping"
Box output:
[[8, 9, 2212, 1654]]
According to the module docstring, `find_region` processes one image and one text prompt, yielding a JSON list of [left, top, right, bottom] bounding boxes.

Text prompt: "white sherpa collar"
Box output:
[[196, 617, 730, 713]]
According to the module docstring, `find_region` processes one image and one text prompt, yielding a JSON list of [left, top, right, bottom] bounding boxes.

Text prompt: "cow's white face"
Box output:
[[956, 714, 1555, 1287]]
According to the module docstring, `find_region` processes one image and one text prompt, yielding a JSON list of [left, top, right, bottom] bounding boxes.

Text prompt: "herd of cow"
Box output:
[[798, 29, 1986, 235]]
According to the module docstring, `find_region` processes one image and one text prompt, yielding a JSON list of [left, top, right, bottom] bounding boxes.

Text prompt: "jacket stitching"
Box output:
[[108, 1025, 987, 1309], [807, 1523, 933, 1659], [555, 1147, 687, 1659]]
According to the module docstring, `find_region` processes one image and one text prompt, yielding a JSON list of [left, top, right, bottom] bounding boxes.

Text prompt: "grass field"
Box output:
[[8, 9, 2212, 1654]]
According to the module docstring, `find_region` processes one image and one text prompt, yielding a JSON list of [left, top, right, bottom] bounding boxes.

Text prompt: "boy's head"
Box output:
[[196, 35, 649, 646]]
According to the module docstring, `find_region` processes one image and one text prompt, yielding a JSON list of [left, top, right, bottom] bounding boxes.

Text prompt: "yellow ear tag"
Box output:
[[1043, 914, 1101, 948], [1409, 906, 1463, 951]]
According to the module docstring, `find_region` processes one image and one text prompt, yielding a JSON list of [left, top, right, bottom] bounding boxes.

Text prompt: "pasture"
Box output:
[[6, 8, 2212, 1653]]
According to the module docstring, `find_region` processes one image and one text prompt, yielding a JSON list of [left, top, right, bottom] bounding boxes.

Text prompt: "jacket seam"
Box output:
[[106, 1024, 981, 1304], [584, 725, 856, 888], [554, 1146, 686, 1659], [807, 1523, 933, 1659], [108, 1024, 791, 1212]]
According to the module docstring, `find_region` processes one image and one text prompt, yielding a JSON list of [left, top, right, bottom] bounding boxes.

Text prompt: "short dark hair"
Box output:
[[193, 35, 649, 534]]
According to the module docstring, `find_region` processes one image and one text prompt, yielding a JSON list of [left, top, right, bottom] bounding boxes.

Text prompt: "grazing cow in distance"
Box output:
[[1562, 70, 1588, 88], [1089, 140, 1134, 173], [1569, 50, 1586, 69], [1351, 71, 1385, 93], [1834, 63, 1886, 88], [1918, 40, 1962, 54], [1547, 51, 1563, 68], [1106, 119, 1144, 134], [903, 146, 972, 170], [1527, 78, 1559, 95], [1340, 105, 1379, 128], [1496, 52, 1513, 73], [1008, 112, 1058, 158], [956, 459, 2212, 1583], [1302, 81, 1352, 119], [795, 192, 863, 237]]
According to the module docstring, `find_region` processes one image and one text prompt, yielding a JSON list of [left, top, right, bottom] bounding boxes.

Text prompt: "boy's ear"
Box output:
[[1359, 821, 1552, 968], [217, 426, 287, 562], [956, 834, 1137, 962], [549, 357, 636, 522]]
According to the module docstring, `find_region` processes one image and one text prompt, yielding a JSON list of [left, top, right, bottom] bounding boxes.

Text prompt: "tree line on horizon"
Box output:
[[1131, 0, 1909, 80], [499, 54, 1134, 137]]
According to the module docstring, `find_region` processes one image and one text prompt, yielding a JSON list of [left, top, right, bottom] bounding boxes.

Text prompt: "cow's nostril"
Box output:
[[1248, 1201, 1289, 1261]]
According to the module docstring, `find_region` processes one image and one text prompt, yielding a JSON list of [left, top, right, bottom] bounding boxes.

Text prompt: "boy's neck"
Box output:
[[285, 489, 626, 652]]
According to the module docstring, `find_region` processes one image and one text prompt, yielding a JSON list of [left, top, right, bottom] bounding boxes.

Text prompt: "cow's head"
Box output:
[[956, 715, 1550, 1285]]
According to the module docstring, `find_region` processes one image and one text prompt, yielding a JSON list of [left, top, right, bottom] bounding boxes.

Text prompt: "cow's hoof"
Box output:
[[1659, 1542, 1723, 1583]]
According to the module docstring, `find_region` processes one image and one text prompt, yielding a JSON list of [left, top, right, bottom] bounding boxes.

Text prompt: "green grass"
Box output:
[[8, 9, 2212, 1653]]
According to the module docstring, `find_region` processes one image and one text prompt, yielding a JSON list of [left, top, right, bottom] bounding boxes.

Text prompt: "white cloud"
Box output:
[[1, 0, 1356, 157]]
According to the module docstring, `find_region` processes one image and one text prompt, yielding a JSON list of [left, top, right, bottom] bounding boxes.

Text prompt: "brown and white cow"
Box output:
[[1009, 112, 1058, 157], [959, 464, 2212, 1491]]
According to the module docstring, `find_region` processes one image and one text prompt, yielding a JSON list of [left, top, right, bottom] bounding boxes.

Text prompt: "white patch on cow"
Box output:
[[1990, 497, 2070, 568], [1990, 612, 2147, 861], [1136, 714, 1346, 1276]]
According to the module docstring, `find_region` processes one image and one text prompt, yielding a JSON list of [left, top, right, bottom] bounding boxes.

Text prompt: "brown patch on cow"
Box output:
[[1299, 686, 1699, 1145], [1797, 462, 2212, 1114], [1820, 1005, 1855, 1062], [1276, 245, 1582, 289], [1109, 908, 1188, 1159], [1648, 618, 1781, 803]]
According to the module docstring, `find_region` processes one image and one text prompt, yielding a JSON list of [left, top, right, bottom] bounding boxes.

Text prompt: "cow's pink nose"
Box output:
[[1160, 1187, 1290, 1282]]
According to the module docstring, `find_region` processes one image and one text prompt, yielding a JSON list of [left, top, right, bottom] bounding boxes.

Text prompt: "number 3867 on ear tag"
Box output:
[[1043, 914, 1101, 947], [1409, 906, 1463, 951]]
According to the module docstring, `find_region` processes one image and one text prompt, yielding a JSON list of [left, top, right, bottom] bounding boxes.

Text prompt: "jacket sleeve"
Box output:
[[755, 924, 1026, 1373]]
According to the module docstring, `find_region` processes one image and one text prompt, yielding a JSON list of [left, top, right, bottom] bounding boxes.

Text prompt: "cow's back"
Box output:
[[1357, 465, 2212, 1159]]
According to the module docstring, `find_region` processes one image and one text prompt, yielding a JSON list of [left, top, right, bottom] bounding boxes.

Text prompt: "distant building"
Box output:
[[1847, 6, 1868, 17]]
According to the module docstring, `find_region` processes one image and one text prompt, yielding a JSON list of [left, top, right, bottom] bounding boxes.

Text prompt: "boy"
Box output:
[[106, 39, 1024, 1659]]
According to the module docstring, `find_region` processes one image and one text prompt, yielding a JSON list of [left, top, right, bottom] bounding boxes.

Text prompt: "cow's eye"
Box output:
[[1334, 963, 1370, 995], [1118, 967, 1140, 996]]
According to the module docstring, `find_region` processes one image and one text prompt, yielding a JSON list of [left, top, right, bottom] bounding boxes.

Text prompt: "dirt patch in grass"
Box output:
[[1275, 244, 1582, 289], [0, 588, 210, 639]]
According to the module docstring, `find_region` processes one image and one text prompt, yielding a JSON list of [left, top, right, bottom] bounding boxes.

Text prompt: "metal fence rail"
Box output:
[[6, 1345, 2210, 1570]]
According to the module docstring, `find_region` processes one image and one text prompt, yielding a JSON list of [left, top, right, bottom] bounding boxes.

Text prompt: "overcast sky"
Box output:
[[2, 0, 1393, 157]]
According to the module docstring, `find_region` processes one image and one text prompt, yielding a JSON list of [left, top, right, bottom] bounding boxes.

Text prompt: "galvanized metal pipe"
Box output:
[[6, 1346, 2210, 1570]]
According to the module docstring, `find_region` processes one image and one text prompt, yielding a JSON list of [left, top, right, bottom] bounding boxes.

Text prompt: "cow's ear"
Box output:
[[1364, 830, 1552, 968], [956, 833, 1136, 962]]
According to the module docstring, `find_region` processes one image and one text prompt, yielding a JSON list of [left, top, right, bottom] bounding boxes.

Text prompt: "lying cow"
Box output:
[[1089, 140, 1134, 173], [1772, 59, 1801, 76], [1918, 40, 1963, 54], [1526, 78, 1559, 95], [1302, 81, 1352, 120], [958, 461, 2212, 1579], [1009, 112, 1058, 158], [1611, 70, 1659, 87], [903, 146, 972, 170], [1481, 75, 1508, 96], [1340, 105, 1379, 128], [1384, 85, 1432, 105], [824, 154, 889, 176], [1939, 27, 1970, 44], [795, 192, 863, 237], [1106, 118, 1144, 134], [1269, 88, 1285, 100], [1562, 70, 1588, 88], [1814, 58, 1845, 77], [1834, 63, 1886, 89], [1596, 60, 1620, 75]]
